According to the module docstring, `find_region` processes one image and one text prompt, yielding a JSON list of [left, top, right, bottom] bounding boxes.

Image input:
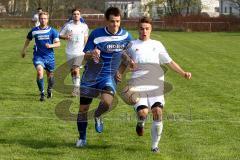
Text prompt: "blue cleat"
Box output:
[[95, 117, 103, 133]]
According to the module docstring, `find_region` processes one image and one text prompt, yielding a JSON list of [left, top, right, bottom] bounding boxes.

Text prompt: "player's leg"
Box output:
[[45, 59, 55, 99], [36, 65, 45, 101], [76, 96, 92, 147], [136, 106, 148, 136], [151, 102, 163, 153], [46, 71, 54, 98], [71, 65, 80, 96], [68, 56, 83, 97], [94, 88, 114, 133]]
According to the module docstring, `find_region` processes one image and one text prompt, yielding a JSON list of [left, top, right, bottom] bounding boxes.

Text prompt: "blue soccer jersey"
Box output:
[[27, 26, 59, 59], [81, 27, 132, 93]]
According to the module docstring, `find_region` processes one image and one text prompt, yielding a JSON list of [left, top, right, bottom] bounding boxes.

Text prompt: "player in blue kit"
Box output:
[[21, 12, 60, 101], [76, 7, 132, 147]]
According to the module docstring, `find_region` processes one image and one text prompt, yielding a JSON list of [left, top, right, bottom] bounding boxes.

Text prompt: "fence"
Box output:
[[0, 17, 240, 32]]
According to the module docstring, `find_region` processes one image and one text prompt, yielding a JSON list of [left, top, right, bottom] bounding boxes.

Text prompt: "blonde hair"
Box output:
[[39, 11, 49, 18]]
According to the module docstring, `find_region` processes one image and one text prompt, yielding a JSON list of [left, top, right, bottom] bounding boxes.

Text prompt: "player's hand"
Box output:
[[129, 59, 137, 71], [45, 43, 52, 48], [92, 48, 101, 63], [184, 72, 192, 80], [115, 71, 122, 82]]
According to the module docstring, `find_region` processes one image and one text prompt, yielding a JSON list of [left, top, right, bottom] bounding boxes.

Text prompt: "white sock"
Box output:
[[151, 121, 163, 149], [72, 76, 80, 87], [75, 76, 80, 87]]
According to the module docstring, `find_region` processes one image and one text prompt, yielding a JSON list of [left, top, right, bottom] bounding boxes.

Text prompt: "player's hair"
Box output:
[[72, 8, 81, 14], [105, 7, 121, 20], [37, 7, 42, 11], [139, 16, 152, 25], [39, 12, 49, 18]]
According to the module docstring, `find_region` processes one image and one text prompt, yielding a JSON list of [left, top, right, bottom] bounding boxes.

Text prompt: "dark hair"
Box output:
[[139, 16, 152, 25], [105, 7, 121, 20], [37, 7, 42, 11], [72, 8, 81, 14]]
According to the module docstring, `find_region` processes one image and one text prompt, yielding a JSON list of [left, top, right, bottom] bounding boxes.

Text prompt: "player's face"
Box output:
[[39, 14, 49, 27], [72, 11, 81, 22], [139, 23, 152, 41], [107, 15, 121, 34]]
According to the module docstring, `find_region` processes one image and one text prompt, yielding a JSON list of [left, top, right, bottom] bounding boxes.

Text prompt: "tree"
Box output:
[[228, 0, 240, 15]]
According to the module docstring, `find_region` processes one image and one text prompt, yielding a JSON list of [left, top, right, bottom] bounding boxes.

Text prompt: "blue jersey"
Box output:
[[27, 26, 59, 59], [82, 27, 132, 82]]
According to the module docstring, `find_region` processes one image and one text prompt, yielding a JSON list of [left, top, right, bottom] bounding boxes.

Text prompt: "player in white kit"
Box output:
[[60, 8, 89, 96], [119, 17, 192, 153]]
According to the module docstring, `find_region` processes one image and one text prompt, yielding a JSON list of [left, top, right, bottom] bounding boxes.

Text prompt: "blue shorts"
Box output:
[[80, 77, 117, 98], [33, 56, 55, 72]]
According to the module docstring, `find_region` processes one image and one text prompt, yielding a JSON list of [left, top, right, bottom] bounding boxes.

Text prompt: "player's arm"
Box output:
[[84, 48, 100, 62], [59, 24, 71, 40], [83, 31, 100, 62], [116, 51, 135, 82], [21, 39, 31, 58], [46, 30, 61, 48], [167, 61, 192, 79], [46, 40, 60, 48]]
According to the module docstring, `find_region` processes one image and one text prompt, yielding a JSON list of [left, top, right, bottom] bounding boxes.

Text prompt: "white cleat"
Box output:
[[76, 139, 87, 148]]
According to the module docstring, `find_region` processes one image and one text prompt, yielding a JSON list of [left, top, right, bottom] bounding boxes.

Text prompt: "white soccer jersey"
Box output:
[[60, 21, 88, 58], [127, 39, 172, 108], [32, 14, 40, 27]]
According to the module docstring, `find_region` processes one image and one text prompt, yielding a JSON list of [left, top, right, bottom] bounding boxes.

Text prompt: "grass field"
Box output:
[[0, 28, 240, 160]]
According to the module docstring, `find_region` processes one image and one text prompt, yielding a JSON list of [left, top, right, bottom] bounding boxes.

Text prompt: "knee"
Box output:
[[79, 105, 89, 113], [152, 107, 163, 121]]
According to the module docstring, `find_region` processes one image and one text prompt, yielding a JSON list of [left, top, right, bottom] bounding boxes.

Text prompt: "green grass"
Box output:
[[0, 28, 240, 160]]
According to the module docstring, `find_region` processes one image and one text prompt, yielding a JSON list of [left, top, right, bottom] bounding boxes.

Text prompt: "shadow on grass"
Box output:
[[0, 138, 115, 150]]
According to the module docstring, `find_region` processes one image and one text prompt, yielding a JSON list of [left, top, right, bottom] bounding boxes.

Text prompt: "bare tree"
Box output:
[[228, 0, 240, 15]]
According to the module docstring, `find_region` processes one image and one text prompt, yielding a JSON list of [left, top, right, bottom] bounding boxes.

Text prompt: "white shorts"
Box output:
[[128, 84, 165, 111], [66, 53, 84, 69], [134, 91, 165, 111]]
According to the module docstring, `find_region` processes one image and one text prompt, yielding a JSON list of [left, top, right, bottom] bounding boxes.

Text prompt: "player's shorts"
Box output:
[[66, 53, 84, 69], [80, 77, 117, 100], [132, 87, 165, 111], [33, 56, 55, 72]]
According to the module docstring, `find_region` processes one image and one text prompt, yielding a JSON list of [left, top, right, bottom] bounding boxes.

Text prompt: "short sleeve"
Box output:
[[59, 23, 68, 36], [52, 28, 60, 42], [26, 29, 33, 40], [83, 31, 95, 53], [158, 43, 172, 64], [84, 24, 89, 37]]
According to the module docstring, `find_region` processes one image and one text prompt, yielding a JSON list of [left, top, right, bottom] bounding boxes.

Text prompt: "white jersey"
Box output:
[[32, 13, 40, 27], [126, 39, 172, 108], [60, 21, 88, 58]]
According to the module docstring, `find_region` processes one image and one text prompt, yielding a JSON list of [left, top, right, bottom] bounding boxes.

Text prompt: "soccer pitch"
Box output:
[[0, 28, 239, 160]]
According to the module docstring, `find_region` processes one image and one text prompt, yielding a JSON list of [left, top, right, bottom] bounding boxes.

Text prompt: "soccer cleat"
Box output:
[[151, 147, 160, 153], [40, 93, 45, 101], [95, 117, 103, 133], [76, 139, 87, 148], [47, 89, 53, 98], [136, 122, 144, 136]]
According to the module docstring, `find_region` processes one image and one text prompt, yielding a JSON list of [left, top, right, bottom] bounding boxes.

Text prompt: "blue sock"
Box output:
[[77, 112, 88, 140], [37, 78, 44, 93]]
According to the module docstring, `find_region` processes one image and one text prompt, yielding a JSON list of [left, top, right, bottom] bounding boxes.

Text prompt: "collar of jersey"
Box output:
[[104, 27, 122, 36], [38, 26, 50, 30]]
